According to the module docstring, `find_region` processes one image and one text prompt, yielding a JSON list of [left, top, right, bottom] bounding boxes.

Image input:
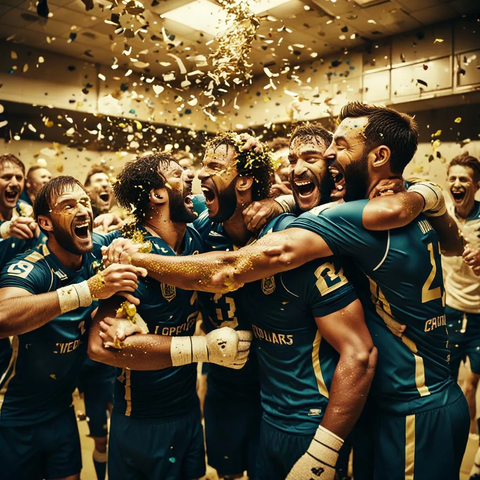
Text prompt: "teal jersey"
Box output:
[[236, 214, 357, 434], [102, 226, 204, 419], [0, 242, 101, 426], [290, 200, 452, 413], [194, 210, 259, 402]]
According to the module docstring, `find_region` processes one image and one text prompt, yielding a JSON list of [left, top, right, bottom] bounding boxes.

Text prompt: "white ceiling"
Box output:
[[0, 0, 477, 83]]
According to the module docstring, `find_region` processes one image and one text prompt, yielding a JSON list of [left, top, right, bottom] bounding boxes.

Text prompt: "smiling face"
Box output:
[[198, 144, 239, 222], [161, 160, 196, 223], [0, 162, 25, 216], [448, 164, 479, 217], [324, 117, 371, 202], [288, 135, 330, 211], [48, 185, 94, 255], [85, 172, 112, 215]]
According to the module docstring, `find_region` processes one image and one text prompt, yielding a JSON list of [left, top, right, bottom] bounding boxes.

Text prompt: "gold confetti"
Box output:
[[454, 117, 462, 123], [434, 38, 444, 43]]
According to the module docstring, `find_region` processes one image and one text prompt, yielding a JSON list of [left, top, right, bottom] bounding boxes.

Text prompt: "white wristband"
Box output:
[[73, 280, 93, 307], [407, 182, 446, 217], [0, 221, 11, 239], [57, 281, 92, 314], [307, 425, 344, 469], [170, 336, 207, 366], [274, 195, 296, 213]]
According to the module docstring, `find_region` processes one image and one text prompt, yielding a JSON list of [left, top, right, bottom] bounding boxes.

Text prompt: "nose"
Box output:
[[324, 142, 336, 160], [183, 168, 195, 182], [453, 178, 461, 187], [197, 166, 208, 181], [293, 159, 307, 177]]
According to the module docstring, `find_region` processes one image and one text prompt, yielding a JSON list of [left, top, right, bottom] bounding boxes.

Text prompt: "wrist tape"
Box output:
[[307, 425, 344, 469], [170, 336, 207, 366], [408, 182, 446, 216], [57, 280, 92, 314]]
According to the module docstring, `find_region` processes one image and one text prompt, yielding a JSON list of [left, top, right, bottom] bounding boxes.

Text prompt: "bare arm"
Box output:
[[428, 212, 464, 256], [121, 228, 333, 292], [88, 297, 174, 371], [362, 191, 424, 231], [316, 299, 377, 439], [0, 287, 63, 337], [0, 263, 144, 339]]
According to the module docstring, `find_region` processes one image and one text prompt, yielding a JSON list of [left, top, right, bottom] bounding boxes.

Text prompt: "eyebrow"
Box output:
[[333, 135, 348, 143]]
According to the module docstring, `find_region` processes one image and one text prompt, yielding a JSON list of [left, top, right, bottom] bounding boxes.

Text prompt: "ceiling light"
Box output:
[[162, 0, 228, 36], [162, 0, 293, 35], [353, 0, 388, 6]]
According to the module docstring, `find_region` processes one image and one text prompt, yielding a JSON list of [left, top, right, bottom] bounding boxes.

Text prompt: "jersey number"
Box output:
[[7, 261, 34, 278], [422, 242, 444, 305], [213, 294, 239, 329], [314, 262, 348, 296]]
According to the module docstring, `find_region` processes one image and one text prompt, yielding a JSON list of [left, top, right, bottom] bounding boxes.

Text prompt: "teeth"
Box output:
[[76, 222, 89, 228], [295, 181, 311, 186]]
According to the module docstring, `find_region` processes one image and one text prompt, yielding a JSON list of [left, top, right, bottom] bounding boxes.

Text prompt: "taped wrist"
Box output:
[[57, 280, 92, 314], [407, 182, 446, 217], [307, 425, 344, 469], [170, 336, 207, 366], [274, 195, 296, 213]]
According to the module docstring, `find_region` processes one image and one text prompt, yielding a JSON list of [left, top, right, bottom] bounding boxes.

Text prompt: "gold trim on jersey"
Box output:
[[123, 369, 132, 416], [368, 276, 431, 397], [405, 414, 416, 479], [0, 336, 20, 414], [312, 331, 329, 399], [24, 251, 45, 263]]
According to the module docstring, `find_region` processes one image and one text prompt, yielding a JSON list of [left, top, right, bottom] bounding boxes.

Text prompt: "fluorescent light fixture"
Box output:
[[162, 0, 228, 36], [248, 0, 292, 14], [162, 0, 292, 35], [353, 0, 388, 6]]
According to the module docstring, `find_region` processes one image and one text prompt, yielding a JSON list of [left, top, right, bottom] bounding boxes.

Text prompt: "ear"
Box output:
[[37, 215, 53, 232], [236, 176, 254, 192], [26, 180, 32, 190], [149, 188, 167, 205], [371, 145, 391, 168]]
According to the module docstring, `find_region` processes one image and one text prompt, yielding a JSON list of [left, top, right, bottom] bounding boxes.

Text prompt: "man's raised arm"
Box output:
[[102, 228, 333, 293]]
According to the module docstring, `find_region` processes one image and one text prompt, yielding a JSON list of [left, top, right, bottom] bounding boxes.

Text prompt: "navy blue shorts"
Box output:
[[446, 306, 480, 378], [255, 419, 312, 480], [0, 407, 82, 480], [204, 395, 261, 477], [373, 390, 469, 480], [108, 409, 205, 480]]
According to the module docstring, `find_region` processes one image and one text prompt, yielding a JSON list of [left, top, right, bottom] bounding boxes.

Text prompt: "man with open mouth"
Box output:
[[0, 175, 144, 480], [88, 152, 251, 480], [85, 166, 113, 217], [442, 152, 480, 480]]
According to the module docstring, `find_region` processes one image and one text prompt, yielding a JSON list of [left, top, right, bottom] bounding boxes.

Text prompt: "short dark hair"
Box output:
[[34, 176, 85, 224], [268, 137, 290, 152], [113, 152, 174, 221], [449, 152, 480, 183], [339, 102, 419, 175], [85, 165, 110, 186], [289, 123, 333, 149], [206, 133, 273, 201], [0, 154, 25, 174]]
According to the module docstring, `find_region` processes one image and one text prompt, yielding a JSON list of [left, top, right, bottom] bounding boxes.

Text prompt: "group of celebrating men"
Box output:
[[0, 101, 479, 480]]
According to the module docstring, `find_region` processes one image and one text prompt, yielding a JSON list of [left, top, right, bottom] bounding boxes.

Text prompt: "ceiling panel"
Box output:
[[0, 0, 478, 84]]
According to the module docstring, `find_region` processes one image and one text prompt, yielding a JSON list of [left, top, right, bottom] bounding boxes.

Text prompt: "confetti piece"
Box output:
[[434, 38, 444, 43], [454, 117, 462, 123], [98, 73, 106, 81], [152, 85, 164, 95], [0, 104, 3, 114], [423, 64, 428, 70], [167, 53, 187, 74], [0, 120, 8, 128], [11, 51, 17, 59], [23, 64, 28, 73], [417, 79, 428, 87]]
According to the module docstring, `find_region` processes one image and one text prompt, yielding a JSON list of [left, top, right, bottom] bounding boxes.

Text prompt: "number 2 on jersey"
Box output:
[[422, 242, 445, 305]]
